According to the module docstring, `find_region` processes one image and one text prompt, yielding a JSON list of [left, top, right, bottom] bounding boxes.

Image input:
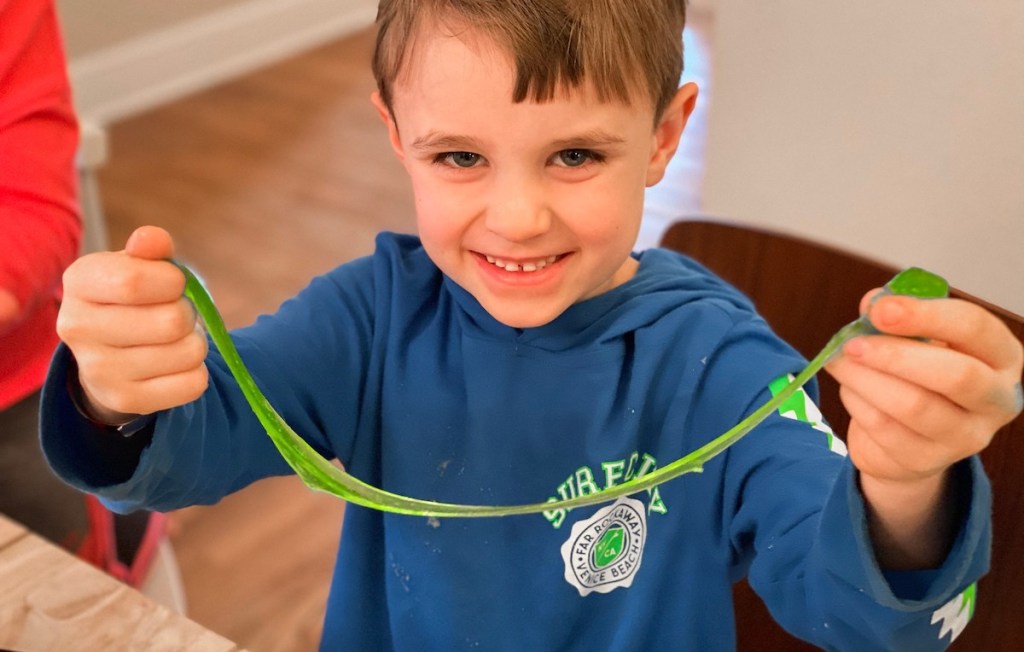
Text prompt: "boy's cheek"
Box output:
[[416, 187, 478, 222], [412, 190, 477, 241], [408, 176, 451, 216]]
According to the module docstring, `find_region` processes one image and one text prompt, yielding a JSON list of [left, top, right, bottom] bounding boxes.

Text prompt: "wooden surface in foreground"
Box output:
[[0, 514, 243, 652]]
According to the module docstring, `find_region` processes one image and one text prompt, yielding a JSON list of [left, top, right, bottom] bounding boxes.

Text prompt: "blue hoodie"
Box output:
[[42, 233, 989, 651]]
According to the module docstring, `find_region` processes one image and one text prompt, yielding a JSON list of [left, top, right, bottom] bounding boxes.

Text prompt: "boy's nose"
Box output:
[[484, 175, 551, 242]]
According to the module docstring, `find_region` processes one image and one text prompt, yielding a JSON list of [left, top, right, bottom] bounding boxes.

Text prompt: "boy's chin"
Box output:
[[480, 299, 566, 330]]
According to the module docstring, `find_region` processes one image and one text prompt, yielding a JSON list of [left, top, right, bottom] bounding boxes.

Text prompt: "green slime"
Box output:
[[178, 264, 948, 517]]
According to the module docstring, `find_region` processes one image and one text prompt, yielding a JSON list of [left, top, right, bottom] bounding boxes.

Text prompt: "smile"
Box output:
[[484, 254, 561, 273]]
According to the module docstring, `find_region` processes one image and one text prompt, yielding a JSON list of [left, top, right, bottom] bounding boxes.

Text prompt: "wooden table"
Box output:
[[0, 514, 243, 652]]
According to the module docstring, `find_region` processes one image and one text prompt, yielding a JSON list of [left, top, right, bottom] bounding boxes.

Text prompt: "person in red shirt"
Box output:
[[0, 1, 166, 588], [0, 1, 80, 402], [0, 0, 84, 545]]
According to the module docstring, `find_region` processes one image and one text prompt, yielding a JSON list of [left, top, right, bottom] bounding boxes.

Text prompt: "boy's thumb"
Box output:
[[124, 225, 175, 260]]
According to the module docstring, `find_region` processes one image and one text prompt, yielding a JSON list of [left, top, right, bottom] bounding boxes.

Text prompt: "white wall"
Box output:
[[57, 0, 379, 124], [57, 0, 252, 58], [701, 1, 1023, 314], [688, 0, 715, 15]]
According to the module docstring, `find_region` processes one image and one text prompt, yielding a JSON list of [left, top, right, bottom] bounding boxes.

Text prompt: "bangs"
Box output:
[[374, 0, 686, 118]]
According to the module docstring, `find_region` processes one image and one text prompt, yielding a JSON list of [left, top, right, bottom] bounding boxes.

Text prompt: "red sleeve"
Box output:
[[0, 0, 82, 317]]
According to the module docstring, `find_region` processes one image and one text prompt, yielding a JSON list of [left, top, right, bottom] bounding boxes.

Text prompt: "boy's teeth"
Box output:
[[484, 254, 555, 272]]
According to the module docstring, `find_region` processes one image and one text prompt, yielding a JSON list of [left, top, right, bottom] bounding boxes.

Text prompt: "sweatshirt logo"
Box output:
[[931, 583, 976, 643], [561, 497, 647, 596], [769, 374, 848, 456]]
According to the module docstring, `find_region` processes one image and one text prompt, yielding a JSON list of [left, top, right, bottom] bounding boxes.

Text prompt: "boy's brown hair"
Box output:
[[372, 0, 687, 121]]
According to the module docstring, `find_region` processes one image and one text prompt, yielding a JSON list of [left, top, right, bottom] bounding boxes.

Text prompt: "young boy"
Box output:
[[42, 1, 1023, 649]]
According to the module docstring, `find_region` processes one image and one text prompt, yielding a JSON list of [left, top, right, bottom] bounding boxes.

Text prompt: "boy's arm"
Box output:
[[40, 338, 296, 511], [705, 316, 992, 650], [826, 292, 1024, 570], [726, 395, 991, 651], [42, 250, 380, 513]]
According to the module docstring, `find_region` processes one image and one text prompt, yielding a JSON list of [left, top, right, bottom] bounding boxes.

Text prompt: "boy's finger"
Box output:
[[124, 225, 175, 260], [830, 346, 984, 435], [88, 365, 209, 417], [64, 252, 186, 305], [858, 288, 886, 316], [836, 332, 1019, 419], [839, 386, 956, 478], [101, 334, 209, 382], [865, 294, 1024, 372], [65, 299, 198, 347]]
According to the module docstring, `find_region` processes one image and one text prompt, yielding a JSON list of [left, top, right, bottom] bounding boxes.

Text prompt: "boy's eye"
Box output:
[[554, 149, 602, 168], [439, 151, 482, 168]]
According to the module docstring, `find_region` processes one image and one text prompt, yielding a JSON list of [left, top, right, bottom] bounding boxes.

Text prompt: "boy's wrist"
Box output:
[[859, 467, 959, 570], [66, 363, 153, 436]]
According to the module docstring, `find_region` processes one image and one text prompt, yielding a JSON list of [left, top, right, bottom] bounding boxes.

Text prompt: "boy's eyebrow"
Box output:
[[410, 129, 627, 152], [411, 132, 486, 152], [548, 129, 628, 149]]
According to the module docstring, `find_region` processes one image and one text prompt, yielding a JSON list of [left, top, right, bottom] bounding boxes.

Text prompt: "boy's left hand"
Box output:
[[827, 291, 1023, 483], [825, 290, 1023, 568]]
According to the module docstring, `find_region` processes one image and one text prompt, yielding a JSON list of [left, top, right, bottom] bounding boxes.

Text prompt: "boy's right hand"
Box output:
[[58, 226, 209, 425]]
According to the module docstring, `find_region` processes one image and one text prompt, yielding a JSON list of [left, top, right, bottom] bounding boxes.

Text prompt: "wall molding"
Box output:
[[68, 0, 379, 125]]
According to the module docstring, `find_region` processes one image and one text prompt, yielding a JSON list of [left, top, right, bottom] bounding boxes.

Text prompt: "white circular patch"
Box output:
[[560, 496, 647, 596]]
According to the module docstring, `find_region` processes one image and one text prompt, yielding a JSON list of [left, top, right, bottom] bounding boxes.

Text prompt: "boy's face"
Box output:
[[374, 25, 696, 328]]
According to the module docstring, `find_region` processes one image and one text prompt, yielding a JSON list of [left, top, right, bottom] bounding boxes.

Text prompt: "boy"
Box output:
[[43, 1, 1023, 650]]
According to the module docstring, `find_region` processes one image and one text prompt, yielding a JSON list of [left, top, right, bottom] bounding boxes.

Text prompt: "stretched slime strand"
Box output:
[[177, 264, 947, 517]]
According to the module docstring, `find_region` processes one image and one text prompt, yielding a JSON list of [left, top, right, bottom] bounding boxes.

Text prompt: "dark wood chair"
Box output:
[[659, 219, 1024, 651]]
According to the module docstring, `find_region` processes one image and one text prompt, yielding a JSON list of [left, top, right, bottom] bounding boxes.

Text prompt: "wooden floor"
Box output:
[[96, 15, 713, 652]]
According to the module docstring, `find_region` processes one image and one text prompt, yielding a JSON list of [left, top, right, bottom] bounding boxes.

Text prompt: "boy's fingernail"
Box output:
[[867, 288, 892, 306], [845, 338, 867, 357], [873, 300, 906, 327]]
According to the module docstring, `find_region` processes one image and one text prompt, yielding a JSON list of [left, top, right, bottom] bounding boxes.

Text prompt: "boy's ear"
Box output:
[[645, 82, 698, 187], [370, 91, 406, 162]]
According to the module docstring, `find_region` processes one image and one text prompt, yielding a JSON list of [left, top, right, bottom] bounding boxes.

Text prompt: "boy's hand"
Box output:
[[825, 290, 1023, 567], [58, 226, 209, 425]]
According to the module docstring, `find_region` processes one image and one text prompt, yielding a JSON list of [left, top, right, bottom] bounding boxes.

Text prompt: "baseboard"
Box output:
[[68, 0, 379, 125]]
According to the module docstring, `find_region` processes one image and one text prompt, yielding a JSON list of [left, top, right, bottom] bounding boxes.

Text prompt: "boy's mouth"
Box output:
[[483, 254, 564, 273]]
